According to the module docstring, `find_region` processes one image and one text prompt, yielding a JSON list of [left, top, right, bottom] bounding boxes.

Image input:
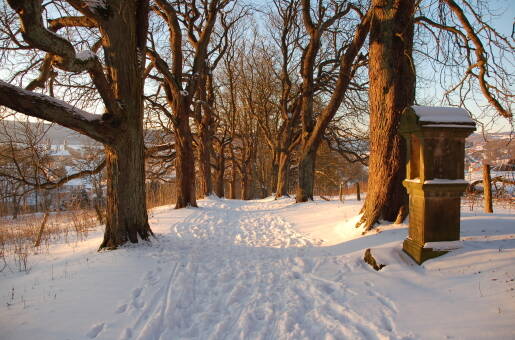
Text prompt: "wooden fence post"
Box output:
[[483, 163, 493, 213]]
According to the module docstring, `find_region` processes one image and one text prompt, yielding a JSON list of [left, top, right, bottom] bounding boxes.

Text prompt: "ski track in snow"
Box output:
[[91, 199, 410, 340]]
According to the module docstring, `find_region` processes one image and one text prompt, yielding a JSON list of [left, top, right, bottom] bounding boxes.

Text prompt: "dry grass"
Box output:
[[0, 209, 98, 273], [463, 192, 515, 212]]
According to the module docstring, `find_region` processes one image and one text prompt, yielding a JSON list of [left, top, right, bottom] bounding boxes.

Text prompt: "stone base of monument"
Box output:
[[403, 238, 463, 264]]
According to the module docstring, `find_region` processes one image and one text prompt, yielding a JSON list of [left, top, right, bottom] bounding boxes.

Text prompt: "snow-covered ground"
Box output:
[[1, 197, 514, 340]]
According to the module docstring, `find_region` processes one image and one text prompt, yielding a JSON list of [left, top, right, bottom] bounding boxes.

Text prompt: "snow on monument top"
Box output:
[[411, 105, 475, 124]]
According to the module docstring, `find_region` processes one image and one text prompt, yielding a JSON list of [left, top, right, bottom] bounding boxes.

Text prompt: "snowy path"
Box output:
[[3, 197, 514, 340], [96, 198, 408, 340]]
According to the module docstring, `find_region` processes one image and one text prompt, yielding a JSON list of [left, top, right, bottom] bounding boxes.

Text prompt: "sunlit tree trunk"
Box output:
[[174, 113, 197, 208], [357, 0, 415, 230]]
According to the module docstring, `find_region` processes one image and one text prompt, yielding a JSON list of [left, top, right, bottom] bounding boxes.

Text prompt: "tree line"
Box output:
[[0, 0, 512, 249]]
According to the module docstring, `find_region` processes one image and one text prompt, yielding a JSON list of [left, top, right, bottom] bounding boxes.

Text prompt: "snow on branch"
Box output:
[[0, 80, 112, 143]]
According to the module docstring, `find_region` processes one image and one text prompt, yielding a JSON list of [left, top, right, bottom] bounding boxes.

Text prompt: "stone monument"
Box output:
[[399, 106, 476, 264]]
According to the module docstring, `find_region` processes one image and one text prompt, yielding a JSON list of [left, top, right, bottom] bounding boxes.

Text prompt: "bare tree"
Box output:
[[190, 7, 247, 199], [295, 0, 371, 202], [0, 0, 152, 249], [264, 0, 303, 198], [147, 0, 238, 208]]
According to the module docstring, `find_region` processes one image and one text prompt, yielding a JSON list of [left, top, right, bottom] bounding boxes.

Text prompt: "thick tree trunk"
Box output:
[[100, 140, 152, 249], [357, 0, 415, 230], [483, 163, 493, 213], [295, 147, 316, 202], [99, 0, 152, 249], [175, 116, 198, 208], [275, 152, 290, 198]]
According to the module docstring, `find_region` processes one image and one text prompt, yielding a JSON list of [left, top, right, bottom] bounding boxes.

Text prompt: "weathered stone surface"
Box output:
[[402, 238, 449, 264], [399, 106, 475, 264]]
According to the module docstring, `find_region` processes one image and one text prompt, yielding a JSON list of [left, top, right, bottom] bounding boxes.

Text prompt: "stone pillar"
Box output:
[[399, 106, 476, 264]]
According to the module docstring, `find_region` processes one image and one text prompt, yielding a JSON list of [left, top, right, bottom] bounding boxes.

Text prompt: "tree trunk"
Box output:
[[270, 151, 279, 194], [483, 163, 493, 213], [295, 147, 316, 202], [357, 0, 415, 230], [275, 151, 290, 198], [196, 74, 214, 198], [12, 193, 19, 219], [175, 116, 198, 208], [214, 154, 225, 198], [228, 152, 237, 199], [98, 0, 152, 249], [240, 170, 251, 200], [197, 129, 212, 198], [100, 140, 152, 249], [356, 182, 361, 201]]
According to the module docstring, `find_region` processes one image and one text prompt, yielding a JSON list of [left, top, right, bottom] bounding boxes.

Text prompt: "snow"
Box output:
[[423, 241, 463, 251], [76, 50, 96, 62], [0, 80, 101, 122], [422, 124, 475, 128], [1, 197, 514, 340], [423, 179, 469, 184], [405, 178, 470, 184], [412, 105, 475, 124]]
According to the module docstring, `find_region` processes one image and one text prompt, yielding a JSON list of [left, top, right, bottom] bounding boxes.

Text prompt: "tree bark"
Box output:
[[275, 151, 290, 198], [295, 147, 317, 202], [197, 128, 212, 198], [240, 161, 252, 200], [357, 0, 415, 230], [483, 163, 493, 213], [196, 74, 215, 198], [99, 0, 152, 248], [100, 134, 151, 249], [174, 115, 198, 208], [214, 153, 225, 198], [240, 172, 249, 200], [270, 151, 279, 194], [228, 150, 237, 199], [212, 135, 229, 198]]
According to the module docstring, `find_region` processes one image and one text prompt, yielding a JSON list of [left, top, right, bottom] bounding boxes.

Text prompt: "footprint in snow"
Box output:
[[132, 287, 142, 298], [115, 304, 127, 314], [119, 327, 132, 340], [292, 271, 302, 279], [86, 322, 105, 339]]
